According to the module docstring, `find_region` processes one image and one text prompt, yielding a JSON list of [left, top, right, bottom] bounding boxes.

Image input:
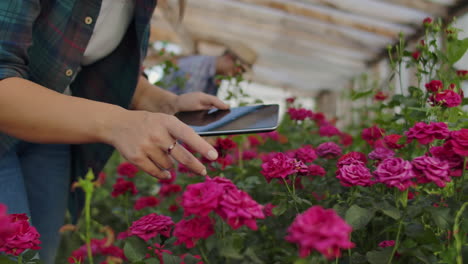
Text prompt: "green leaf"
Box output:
[[162, 253, 180, 264], [272, 200, 288, 216], [124, 236, 148, 262], [244, 248, 264, 264], [366, 247, 394, 264], [351, 89, 374, 101], [21, 250, 39, 261], [377, 201, 401, 220], [0, 256, 16, 264], [429, 207, 451, 229], [447, 37, 468, 64], [293, 259, 309, 264], [144, 258, 161, 264], [220, 237, 243, 259], [345, 205, 374, 230]]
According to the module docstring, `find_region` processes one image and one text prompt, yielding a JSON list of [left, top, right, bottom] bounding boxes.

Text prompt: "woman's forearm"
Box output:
[[131, 76, 178, 114], [0, 77, 125, 144]]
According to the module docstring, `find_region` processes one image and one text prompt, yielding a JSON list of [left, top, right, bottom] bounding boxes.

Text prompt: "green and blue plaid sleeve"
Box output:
[[0, 0, 40, 80]]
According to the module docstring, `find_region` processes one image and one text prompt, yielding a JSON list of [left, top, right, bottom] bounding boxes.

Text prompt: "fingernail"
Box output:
[[164, 171, 172, 179], [208, 150, 218, 160], [200, 168, 207, 176]]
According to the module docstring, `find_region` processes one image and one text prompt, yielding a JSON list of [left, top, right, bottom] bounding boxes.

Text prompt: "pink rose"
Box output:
[[307, 164, 326, 177], [338, 152, 367, 167], [336, 163, 374, 187], [423, 17, 433, 25], [406, 122, 449, 145], [247, 135, 262, 147], [111, 178, 138, 198], [425, 80, 443, 93], [117, 162, 139, 178], [384, 134, 405, 149], [134, 196, 160, 211], [215, 137, 237, 151], [216, 188, 265, 230], [316, 142, 342, 158], [0, 214, 41, 256], [368, 147, 395, 161], [287, 108, 313, 121], [430, 143, 464, 176], [374, 158, 416, 191], [286, 97, 296, 103], [412, 156, 451, 188], [159, 184, 182, 198], [182, 181, 223, 217], [129, 213, 174, 241], [339, 133, 354, 147], [379, 240, 395, 248], [434, 90, 462, 107], [173, 217, 214, 249], [69, 238, 124, 263], [319, 124, 341, 137], [362, 125, 385, 145], [261, 153, 297, 183], [412, 51, 421, 61], [286, 206, 354, 259], [447, 129, 468, 156], [263, 203, 276, 217], [242, 150, 258, 160], [374, 91, 388, 101], [291, 145, 318, 163]]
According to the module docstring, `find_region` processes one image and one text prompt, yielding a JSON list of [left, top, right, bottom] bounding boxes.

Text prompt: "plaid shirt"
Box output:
[[162, 55, 219, 95], [0, 0, 157, 217]]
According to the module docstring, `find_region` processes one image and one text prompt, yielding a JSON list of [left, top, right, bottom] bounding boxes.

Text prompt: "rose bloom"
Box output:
[[247, 135, 262, 147], [379, 240, 395, 248], [423, 17, 433, 25], [292, 145, 318, 163], [286, 206, 354, 259], [111, 178, 138, 198], [319, 124, 341, 137], [263, 203, 276, 217], [241, 150, 258, 160], [180, 254, 203, 264], [362, 125, 385, 145], [374, 91, 388, 101], [169, 204, 180, 212], [374, 158, 416, 191], [129, 213, 174, 241], [173, 216, 214, 249], [215, 137, 237, 151], [216, 154, 234, 169], [457, 70, 468, 78], [406, 122, 449, 145], [431, 143, 464, 176], [307, 164, 326, 177], [384, 134, 405, 149], [412, 156, 451, 188], [447, 129, 468, 156], [368, 147, 395, 161], [69, 238, 125, 263], [434, 90, 462, 107], [425, 80, 443, 93], [311, 112, 326, 125], [116, 162, 139, 178], [259, 131, 280, 141], [316, 142, 342, 158], [134, 196, 160, 211], [286, 97, 296, 103], [216, 188, 265, 230], [261, 152, 297, 183], [159, 184, 182, 198], [181, 181, 222, 217], [339, 133, 353, 147], [0, 214, 41, 256], [287, 107, 313, 121], [338, 152, 367, 167], [412, 50, 421, 60], [336, 163, 374, 187]]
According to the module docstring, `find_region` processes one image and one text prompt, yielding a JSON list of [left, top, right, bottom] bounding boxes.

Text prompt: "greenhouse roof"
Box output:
[[148, 0, 466, 94]]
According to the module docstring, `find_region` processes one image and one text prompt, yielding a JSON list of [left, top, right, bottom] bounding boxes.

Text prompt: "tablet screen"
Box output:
[[175, 104, 279, 136]]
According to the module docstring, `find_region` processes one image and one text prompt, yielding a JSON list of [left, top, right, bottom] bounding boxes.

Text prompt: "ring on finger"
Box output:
[[166, 140, 178, 155]]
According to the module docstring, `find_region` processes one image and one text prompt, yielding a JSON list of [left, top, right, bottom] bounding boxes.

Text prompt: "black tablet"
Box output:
[[174, 104, 279, 136]]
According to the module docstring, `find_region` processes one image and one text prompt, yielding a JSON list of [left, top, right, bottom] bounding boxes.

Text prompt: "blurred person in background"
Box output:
[[161, 42, 257, 96]]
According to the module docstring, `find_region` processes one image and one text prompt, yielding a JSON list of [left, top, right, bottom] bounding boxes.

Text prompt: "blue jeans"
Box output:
[[0, 142, 70, 264]]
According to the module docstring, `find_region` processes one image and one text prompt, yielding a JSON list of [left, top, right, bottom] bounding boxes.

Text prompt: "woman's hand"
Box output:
[[106, 110, 219, 179], [173, 92, 230, 113]]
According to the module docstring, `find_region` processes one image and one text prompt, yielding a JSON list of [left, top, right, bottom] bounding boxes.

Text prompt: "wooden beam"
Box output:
[[301, 0, 438, 24], [377, 0, 452, 15], [232, 0, 414, 38], [155, 0, 195, 53], [185, 0, 393, 51]]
